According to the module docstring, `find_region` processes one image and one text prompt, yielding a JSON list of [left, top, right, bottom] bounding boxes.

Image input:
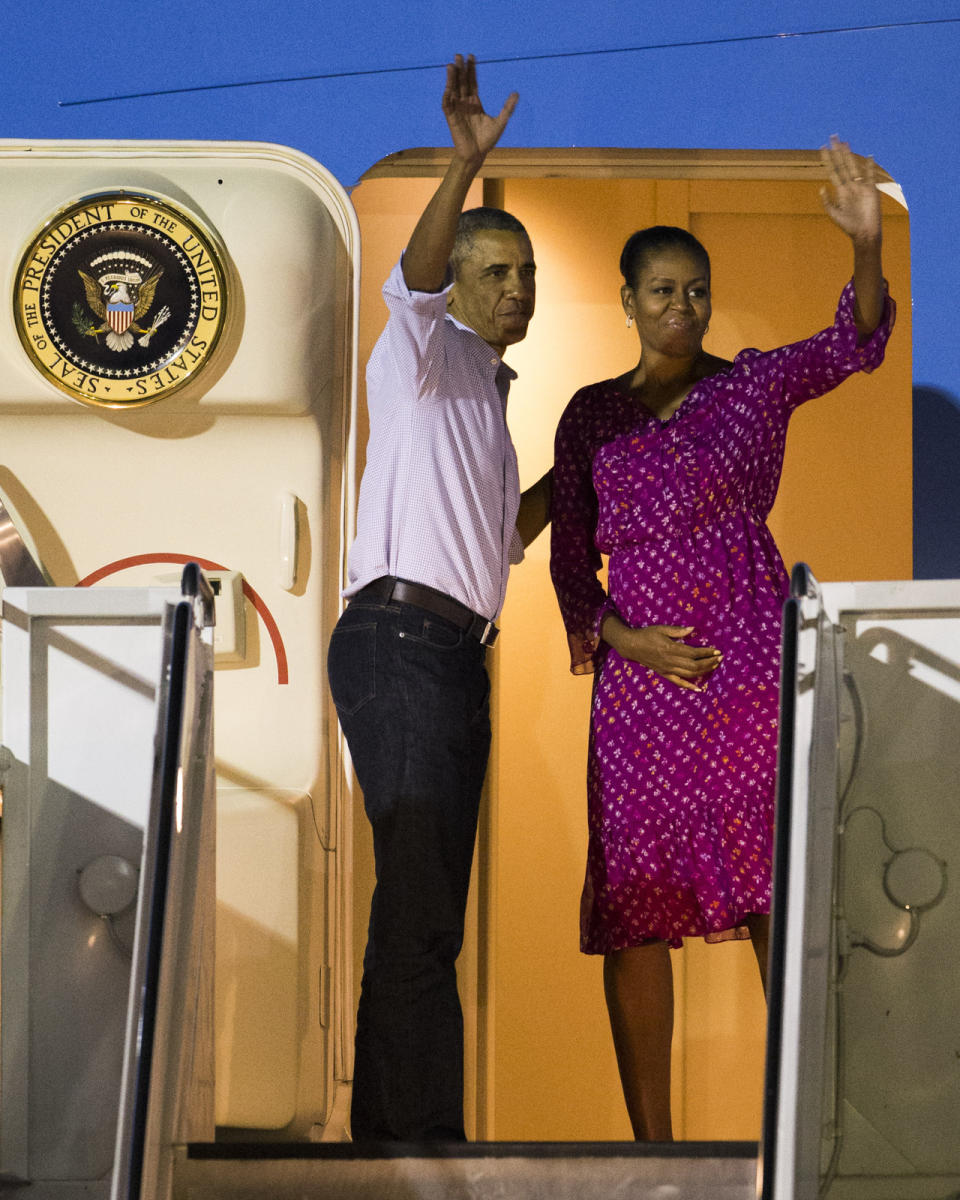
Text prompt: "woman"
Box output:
[[549, 138, 894, 1140]]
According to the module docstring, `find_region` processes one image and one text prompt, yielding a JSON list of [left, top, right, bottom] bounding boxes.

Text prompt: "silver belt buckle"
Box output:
[[480, 620, 499, 647]]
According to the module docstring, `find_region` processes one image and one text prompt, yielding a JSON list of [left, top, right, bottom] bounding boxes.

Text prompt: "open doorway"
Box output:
[[349, 148, 911, 1142]]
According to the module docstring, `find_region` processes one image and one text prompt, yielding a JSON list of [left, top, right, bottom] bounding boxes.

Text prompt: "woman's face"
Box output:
[[621, 248, 711, 358]]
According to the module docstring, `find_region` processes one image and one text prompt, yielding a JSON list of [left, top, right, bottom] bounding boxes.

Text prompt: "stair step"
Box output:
[[176, 1140, 759, 1200]]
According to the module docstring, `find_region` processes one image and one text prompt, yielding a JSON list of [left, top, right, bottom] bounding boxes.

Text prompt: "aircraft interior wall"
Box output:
[[350, 157, 912, 1141]]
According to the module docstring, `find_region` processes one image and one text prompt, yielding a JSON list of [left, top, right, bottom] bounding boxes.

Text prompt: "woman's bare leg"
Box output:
[[603, 941, 675, 1141], [746, 912, 770, 997]]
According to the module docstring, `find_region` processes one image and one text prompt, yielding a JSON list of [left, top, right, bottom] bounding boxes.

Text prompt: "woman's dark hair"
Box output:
[[619, 225, 710, 288]]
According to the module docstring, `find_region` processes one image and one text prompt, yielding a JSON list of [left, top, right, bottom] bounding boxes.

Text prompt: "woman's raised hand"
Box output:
[[442, 53, 518, 167], [819, 135, 882, 244], [601, 615, 722, 692]]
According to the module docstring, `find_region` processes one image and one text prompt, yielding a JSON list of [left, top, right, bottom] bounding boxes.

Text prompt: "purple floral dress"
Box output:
[[551, 282, 894, 952]]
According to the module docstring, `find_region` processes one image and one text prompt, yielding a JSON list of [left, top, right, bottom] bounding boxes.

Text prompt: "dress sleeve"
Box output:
[[550, 391, 612, 675], [741, 280, 896, 412]]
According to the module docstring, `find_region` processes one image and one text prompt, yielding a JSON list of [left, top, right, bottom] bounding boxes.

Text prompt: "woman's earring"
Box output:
[[626, 315, 633, 328]]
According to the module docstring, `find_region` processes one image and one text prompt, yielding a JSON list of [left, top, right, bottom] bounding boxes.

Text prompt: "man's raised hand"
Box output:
[[442, 53, 518, 167]]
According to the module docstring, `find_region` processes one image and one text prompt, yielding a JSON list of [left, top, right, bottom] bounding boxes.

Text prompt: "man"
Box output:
[[326, 54, 550, 1141]]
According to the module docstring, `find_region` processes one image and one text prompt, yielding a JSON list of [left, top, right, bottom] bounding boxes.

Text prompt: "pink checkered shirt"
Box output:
[[345, 259, 524, 621]]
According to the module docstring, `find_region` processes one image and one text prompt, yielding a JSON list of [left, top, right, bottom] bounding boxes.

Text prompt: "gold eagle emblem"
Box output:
[[74, 254, 170, 351]]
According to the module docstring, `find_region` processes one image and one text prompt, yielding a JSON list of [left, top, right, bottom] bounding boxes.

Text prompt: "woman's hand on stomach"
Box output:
[[601, 613, 722, 692]]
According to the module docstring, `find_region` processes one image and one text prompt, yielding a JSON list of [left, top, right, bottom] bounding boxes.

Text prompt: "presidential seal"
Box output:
[[14, 191, 228, 408]]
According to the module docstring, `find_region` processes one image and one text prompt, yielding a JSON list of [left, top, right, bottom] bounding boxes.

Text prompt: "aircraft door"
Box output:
[[0, 138, 359, 1156]]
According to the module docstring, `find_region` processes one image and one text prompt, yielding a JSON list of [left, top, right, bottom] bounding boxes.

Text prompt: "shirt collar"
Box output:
[[446, 311, 519, 381]]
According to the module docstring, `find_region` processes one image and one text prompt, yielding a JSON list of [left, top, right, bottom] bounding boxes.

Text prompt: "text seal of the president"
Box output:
[[14, 191, 227, 408]]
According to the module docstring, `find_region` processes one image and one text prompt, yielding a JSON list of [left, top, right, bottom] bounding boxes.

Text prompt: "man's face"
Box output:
[[448, 230, 536, 356]]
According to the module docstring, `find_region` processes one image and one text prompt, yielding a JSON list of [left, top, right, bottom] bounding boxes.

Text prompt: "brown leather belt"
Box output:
[[353, 576, 500, 646]]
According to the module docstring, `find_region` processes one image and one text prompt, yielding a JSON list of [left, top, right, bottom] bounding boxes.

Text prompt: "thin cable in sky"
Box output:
[[61, 18, 959, 108]]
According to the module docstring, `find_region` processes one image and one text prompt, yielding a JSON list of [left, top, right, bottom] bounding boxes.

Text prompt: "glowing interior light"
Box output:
[[175, 768, 185, 834]]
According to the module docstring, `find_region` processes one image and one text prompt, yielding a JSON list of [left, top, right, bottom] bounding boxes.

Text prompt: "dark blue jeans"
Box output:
[[326, 595, 491, 1141]]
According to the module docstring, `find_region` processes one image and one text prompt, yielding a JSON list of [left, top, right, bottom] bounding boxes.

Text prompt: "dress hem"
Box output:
[[581, 914, 766, 954]]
